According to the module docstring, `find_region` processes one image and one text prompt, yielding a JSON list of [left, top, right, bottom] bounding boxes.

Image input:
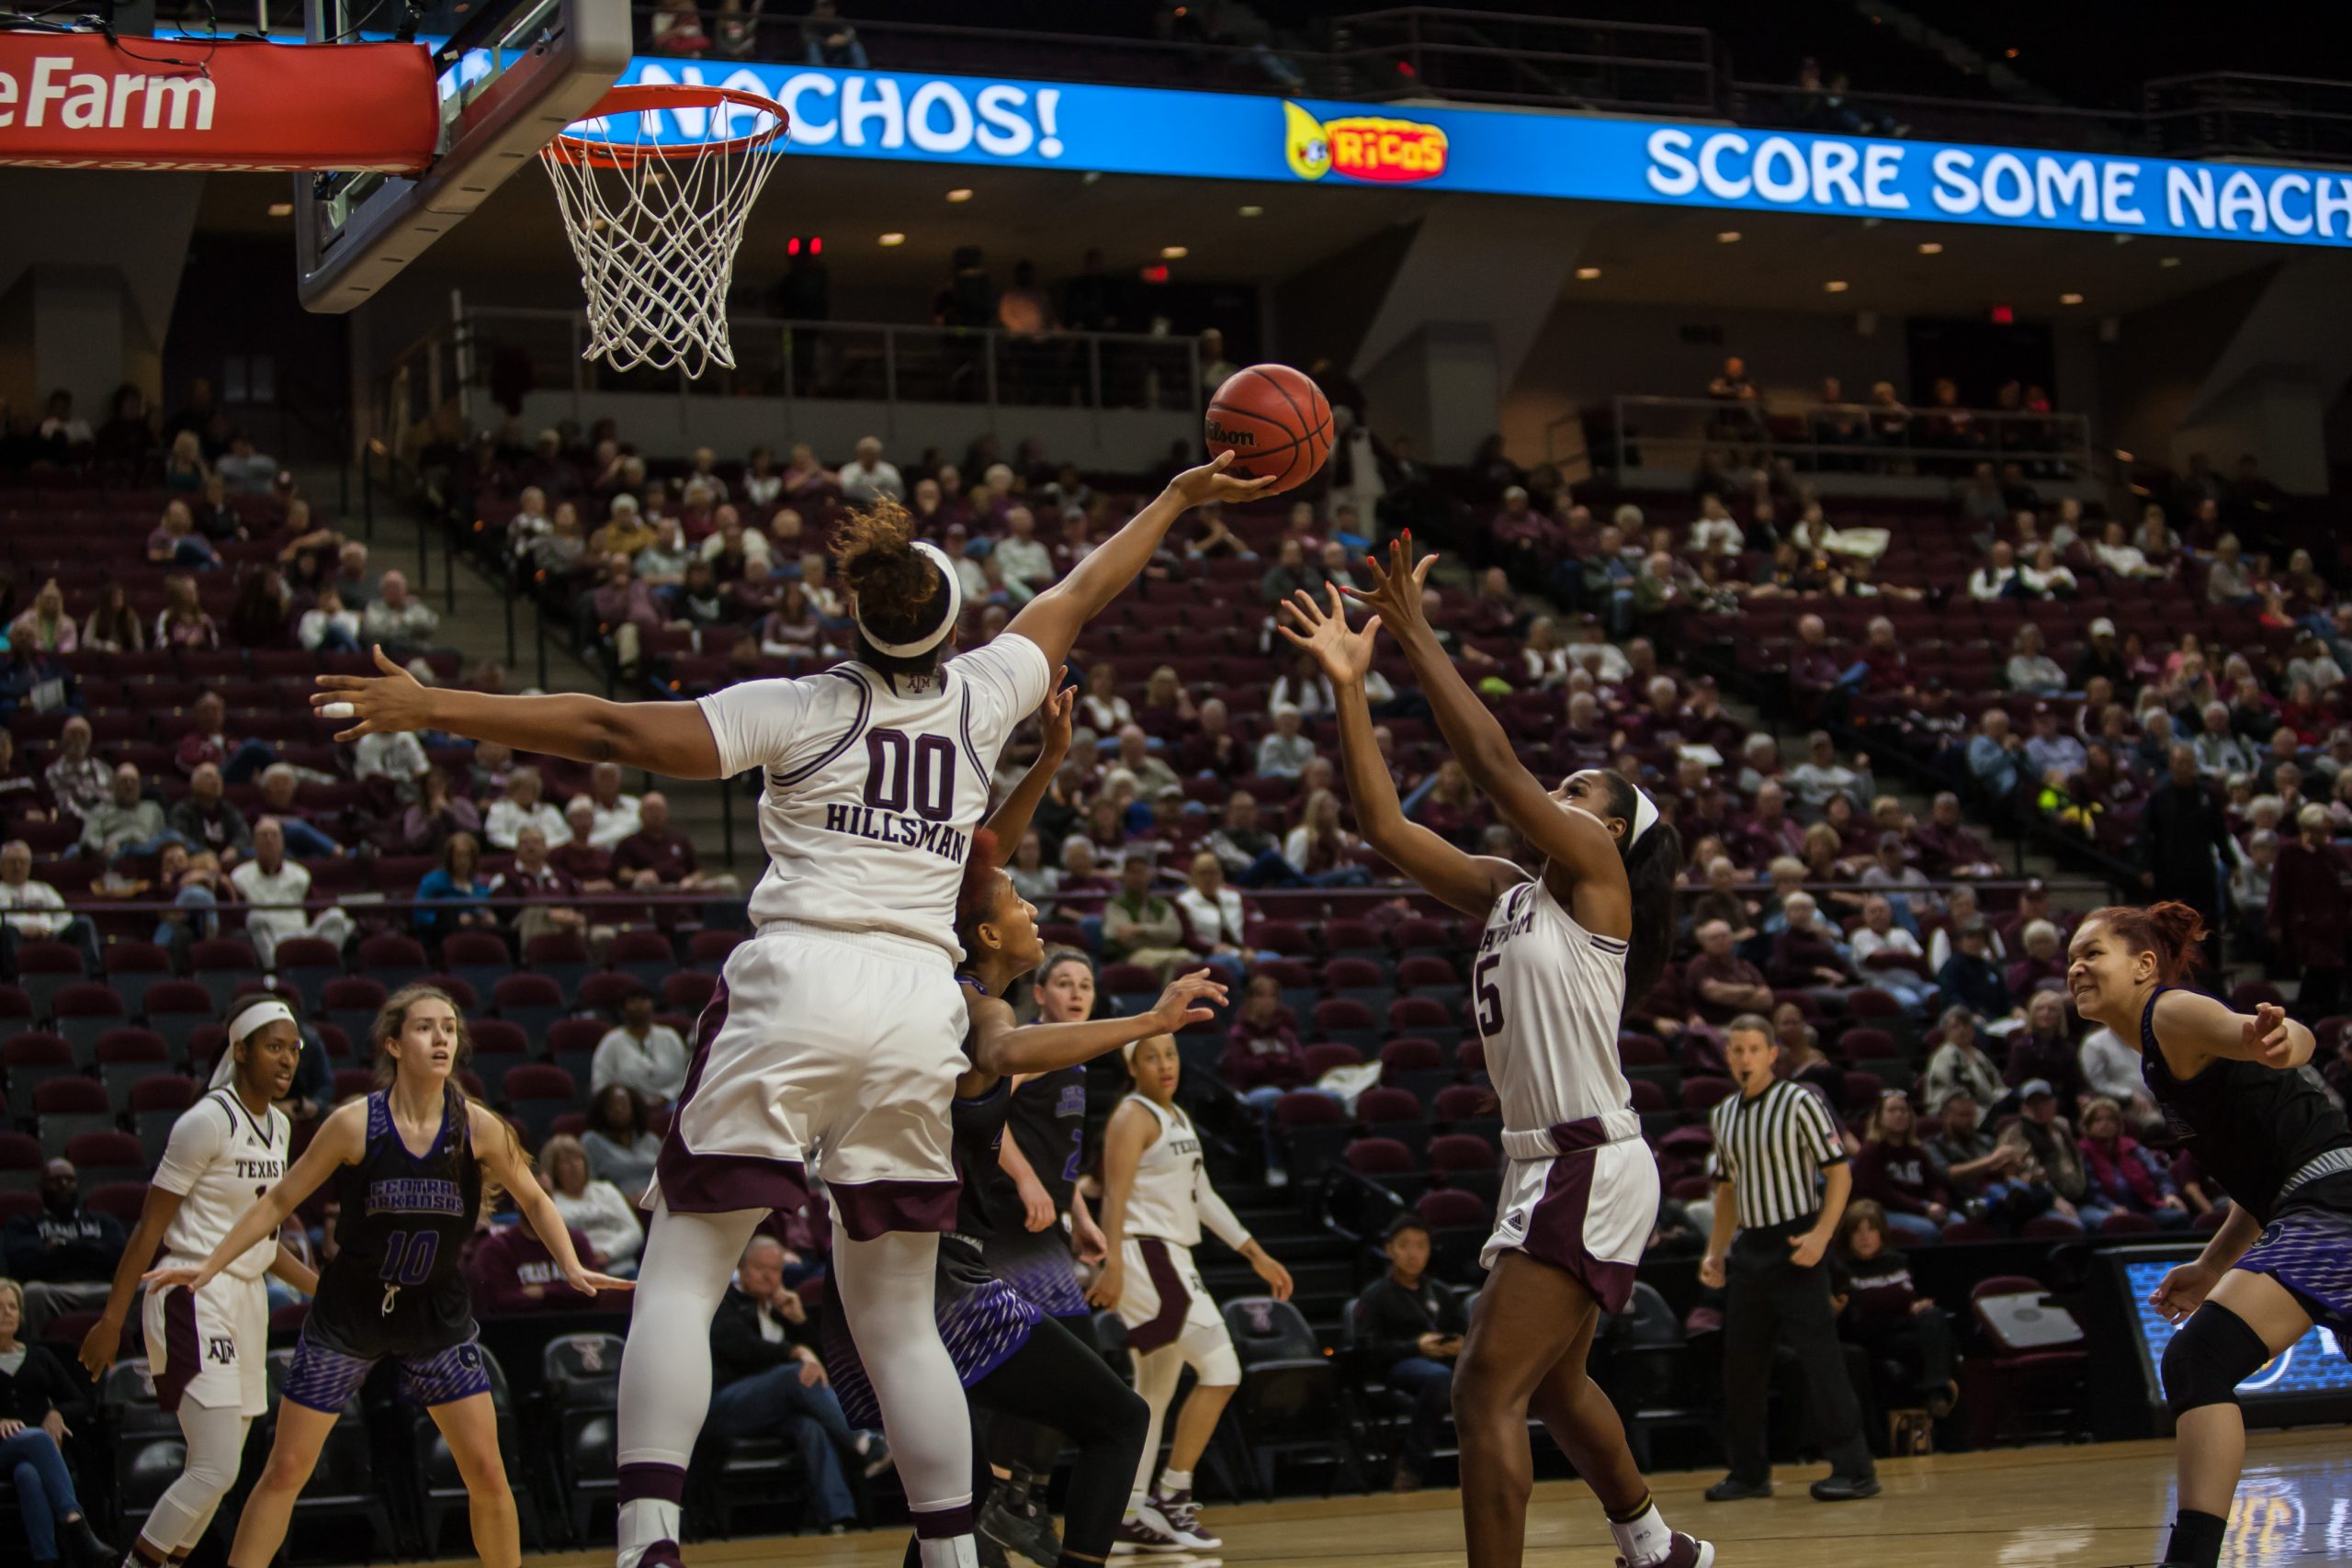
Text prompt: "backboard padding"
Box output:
[[296, 0, 631, 312]]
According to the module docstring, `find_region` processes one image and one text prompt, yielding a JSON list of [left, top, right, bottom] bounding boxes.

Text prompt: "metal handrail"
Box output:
[[447, 306, 1205, 421], [1608, 394, 2093, 477]]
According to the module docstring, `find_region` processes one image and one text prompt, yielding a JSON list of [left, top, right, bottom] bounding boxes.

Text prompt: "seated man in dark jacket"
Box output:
[[1934, 923, 2014, 1021], [708, 1235, 888, 1531], [1351, 1217, 1468, 1491], [2, 1159, 127, 1337]]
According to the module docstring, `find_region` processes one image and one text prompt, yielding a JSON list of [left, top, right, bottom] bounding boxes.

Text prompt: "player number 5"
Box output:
[[1474, 954, 1504, 1034]]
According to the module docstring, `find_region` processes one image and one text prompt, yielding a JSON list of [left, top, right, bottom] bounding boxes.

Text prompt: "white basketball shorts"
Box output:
[[145, 1270, 270, 1416], [650, 920, 967, 1240]]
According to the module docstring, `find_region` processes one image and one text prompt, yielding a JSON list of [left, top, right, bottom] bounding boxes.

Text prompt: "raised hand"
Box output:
[[1148, 969, 1229, 1034], [2244, 1002, 2296, 1067], [1340, 535, 1439, 638], [312, 646, 434, 742], [1037, 671, 1077, 762], [1277, 583, 1381, 684], [1166, 449, 1281, 508]]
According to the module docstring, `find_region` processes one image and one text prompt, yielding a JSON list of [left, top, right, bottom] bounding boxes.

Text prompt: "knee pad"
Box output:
[[2162, 1303, 2271, 1422]]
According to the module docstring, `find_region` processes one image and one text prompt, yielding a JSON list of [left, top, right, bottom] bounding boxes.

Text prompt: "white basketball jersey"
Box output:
[[1472, 876, 1636, 1134], [697, 634, 1052, 959], [153, 1089, 292, 1282], [1121, 1096, 1209, 1247], [1118, 1095, 1251, 1251]]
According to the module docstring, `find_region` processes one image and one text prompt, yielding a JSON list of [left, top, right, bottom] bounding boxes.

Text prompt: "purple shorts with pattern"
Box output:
[[823, 1258, 1043, 1428], [280, 1326, 494, 1413], [983, 1228, 1091, 1320], [2235, 1199, 2352, 1332]]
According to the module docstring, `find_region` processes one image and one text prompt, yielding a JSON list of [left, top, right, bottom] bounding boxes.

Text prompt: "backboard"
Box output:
[[295, 0, 631, 312]]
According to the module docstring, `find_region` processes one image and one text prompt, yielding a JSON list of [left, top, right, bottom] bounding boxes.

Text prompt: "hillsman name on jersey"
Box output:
[[821, 801, 973, 863]]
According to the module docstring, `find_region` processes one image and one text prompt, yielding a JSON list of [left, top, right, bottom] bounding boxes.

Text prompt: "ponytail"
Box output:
[[1598, 770, 1679, 1010], [2084, 900, 2207, 987]]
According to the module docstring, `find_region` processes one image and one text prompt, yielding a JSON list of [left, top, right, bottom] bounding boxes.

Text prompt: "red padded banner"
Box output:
[[0, 37, 437, 172]]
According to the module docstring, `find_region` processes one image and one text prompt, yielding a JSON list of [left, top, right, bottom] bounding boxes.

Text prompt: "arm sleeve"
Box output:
[[153, 1100, 229, 1196], [695, 675, 820, 779], [1195, 1168, 1252, 1252]]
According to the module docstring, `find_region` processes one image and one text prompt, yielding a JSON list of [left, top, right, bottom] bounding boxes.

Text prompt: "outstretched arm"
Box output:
[[1279, 584, 1521, 919], [962, 973, 1225, 1089], [144, 1100, 368, 1292], [314, 648, 724, 776], [1005, 453, 1273, 668], [982, 675, 1073, 848], [2152, 990, 2313, 1076], [476, 1106, 634, 1298], [1344, 539, 1623, 891]]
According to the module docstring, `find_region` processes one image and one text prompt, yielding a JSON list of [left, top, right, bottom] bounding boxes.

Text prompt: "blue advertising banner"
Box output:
[[2123, 1259, 2352, 1405], [457, 49, 2352, 249]]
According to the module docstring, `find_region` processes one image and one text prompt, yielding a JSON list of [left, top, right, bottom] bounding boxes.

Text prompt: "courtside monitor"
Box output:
[[2111, 1246, 2352, 1433]]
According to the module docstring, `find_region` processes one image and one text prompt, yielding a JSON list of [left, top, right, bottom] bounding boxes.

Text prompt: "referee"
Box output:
[[1700, 1013, 1881, 1502]]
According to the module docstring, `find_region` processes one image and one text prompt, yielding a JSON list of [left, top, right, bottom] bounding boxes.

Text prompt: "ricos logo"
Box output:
[[1283, 101, 1448, 184]]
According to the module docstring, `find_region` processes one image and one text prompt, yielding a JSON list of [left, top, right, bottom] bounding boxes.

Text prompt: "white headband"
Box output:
[[210, 999, 298, 1089], [1628, 785, 1660, 848], [1567, 784, 1659, 849], [854, 539, 962, 659]]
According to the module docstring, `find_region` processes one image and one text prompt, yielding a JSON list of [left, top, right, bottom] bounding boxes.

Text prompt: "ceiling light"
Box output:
[[2059, 292, 2084, 305], [2159, 255, 2182, 268], [945, 187, 972, 202], [267, 201, 293, 218], [877, 232, 906, 247], [1917, 242, 1942, 254], [1238, 205, 1263, 218], [1716, 230, 1741, 243], [1824, 280, 1849, 293], [1575, 265, 1602, 280], [1160, 245, 1189, 260]]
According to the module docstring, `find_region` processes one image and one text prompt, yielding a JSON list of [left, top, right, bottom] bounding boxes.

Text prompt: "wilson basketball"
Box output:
[[1204, 363, 1333, 495]]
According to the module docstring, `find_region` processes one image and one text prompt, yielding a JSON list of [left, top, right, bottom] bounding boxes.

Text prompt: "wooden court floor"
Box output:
[[446, 1428, 2351, 1567]]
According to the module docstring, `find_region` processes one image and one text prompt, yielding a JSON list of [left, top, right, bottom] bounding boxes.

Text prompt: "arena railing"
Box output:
[[1600, 396, 2095, 480], [433, 305, 1207, 420]]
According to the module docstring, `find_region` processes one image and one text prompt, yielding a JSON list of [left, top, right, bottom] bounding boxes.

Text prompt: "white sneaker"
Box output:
[[1111, 1506, 1191, 1555], [1150, 1489, 1221, 1551]]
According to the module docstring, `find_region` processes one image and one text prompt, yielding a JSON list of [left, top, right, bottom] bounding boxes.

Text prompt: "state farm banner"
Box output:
[[0, 37, 437, 171]]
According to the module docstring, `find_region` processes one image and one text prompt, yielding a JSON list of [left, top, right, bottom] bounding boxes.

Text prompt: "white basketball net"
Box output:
[[539, 92, 786, 379]]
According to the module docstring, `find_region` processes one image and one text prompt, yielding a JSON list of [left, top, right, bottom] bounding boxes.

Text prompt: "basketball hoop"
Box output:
[[539, 84, 788, 378]]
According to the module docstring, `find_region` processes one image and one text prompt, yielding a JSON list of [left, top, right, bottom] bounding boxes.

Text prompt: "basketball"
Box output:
[[1204, 363, 1333, 494]]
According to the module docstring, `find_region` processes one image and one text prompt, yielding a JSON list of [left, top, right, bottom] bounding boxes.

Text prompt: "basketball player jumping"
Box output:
[[2064, 903, 2352, 1568], [1285, 558, 1711, 1568], [145, 986, 625, 1568], [80, 997, 319, 1568], [311, 453, 1269, 1568]]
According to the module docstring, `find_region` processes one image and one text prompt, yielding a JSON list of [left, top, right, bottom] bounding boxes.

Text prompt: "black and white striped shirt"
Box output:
[[1708, 1078, 1846, 1229]]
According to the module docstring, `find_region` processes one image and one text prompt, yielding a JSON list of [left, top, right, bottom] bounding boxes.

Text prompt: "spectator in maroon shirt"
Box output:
[[1462, 566, 1521, 638], [1489, 485, 1564, 592], [1174, 697, 1248, 783], [1991, 878, 2071, 952], [2268, 803, 2352, 1023], [1686, 918, 1776, 1024], [551, 796, 618, 893], [490, 825, 587, 945], [1740, 780, 1808, 868], [1829, 1201, 1959, 1421], [1851, 1091, 1952, 1242], [2002, 987, 2086, 1110], [1856, 616, 1914, 695], [1221, 976, 1312, 1098], [2003, 919, 2068, 1001], [1787, 613, 1843, 694], [1908, 791, 2003, 878], [613, 792, 741, 896], [174, 689, 280, 784], [467, 1213, 616, 1315], [1769, 891, 1859, 990]]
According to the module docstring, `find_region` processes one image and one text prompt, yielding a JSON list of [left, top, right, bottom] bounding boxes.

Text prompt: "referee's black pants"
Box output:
[[1722, 1223, 1875, 1485]]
